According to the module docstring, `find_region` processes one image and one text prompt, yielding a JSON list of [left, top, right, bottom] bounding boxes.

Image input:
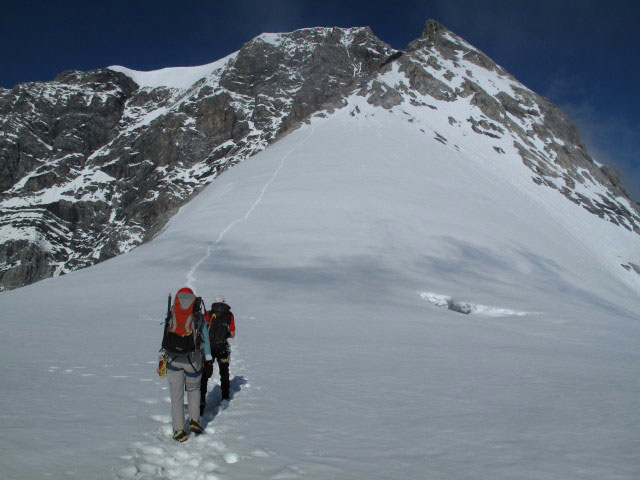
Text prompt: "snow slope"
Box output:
[[1, 98, 639, 479]]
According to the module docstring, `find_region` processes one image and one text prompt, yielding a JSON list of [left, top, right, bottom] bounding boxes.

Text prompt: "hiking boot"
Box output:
[[173, 430, 188, 442], [188, 419, 204, 436]]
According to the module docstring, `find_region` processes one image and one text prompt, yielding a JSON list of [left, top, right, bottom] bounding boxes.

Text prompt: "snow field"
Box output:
[[135, 107, 639, 478], [1, 102, 639, 479]]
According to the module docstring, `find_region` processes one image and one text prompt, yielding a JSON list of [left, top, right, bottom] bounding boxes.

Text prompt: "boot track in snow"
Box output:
[[119, 119, 323, 479], [185, 118, 324, 289]]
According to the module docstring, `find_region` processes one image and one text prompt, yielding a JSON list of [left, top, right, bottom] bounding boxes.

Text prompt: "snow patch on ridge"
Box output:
[[108, 53, 236, 90], [419, 292, 529, 317], [256, 32, 285, 45]]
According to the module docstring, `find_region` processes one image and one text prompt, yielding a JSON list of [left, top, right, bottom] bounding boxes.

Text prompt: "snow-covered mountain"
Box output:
[[1, 20, 640, 480], [1, 20, 638, 291], [0, 26, 394, 290]]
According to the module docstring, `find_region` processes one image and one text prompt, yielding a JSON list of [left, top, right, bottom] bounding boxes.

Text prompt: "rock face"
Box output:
[[0, 27, 394, 290], [387, 20, 640, 232], [1, 21, 638, 290]]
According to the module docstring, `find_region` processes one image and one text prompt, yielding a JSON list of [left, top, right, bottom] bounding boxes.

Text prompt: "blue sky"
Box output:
[[2, 0, 638, 200]]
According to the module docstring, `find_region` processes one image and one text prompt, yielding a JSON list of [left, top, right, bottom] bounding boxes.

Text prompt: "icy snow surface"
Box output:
[[419, 292, 530, 316], [1, 99, 639, 479]]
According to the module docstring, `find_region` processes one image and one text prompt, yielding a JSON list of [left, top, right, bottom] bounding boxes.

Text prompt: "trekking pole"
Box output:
[[157, 294, 172, 377]]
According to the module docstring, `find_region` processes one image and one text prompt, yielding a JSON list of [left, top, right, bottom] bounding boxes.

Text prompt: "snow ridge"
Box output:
[[108, 53, 236, 90]]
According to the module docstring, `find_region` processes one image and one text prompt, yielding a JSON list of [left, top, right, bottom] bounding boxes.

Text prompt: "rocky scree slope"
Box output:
[[1, 20, 638, 290]]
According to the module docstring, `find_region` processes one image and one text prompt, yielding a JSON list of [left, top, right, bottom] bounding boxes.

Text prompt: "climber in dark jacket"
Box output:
[[200, 295, 236, 414]]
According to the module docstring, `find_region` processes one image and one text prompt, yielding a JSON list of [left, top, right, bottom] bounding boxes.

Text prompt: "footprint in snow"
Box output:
[[120, 376, 249, 478], [272, 465, 305, 479], [150, 414, 170, 423], [200, 460, 219, 471], [252, 449, 270, 458], [140, 445, 165, 456], [223, 453, 239, 464]]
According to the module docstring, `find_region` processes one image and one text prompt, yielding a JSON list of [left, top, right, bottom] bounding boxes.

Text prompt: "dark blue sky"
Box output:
[[2, 0, 638, 200]]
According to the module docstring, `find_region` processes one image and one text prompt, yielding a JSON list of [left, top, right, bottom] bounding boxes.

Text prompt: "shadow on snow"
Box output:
[[200, 375, 247, 426]]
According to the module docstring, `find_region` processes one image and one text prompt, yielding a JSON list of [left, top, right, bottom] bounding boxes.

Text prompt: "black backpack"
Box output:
[[208, 302, 231, 352]]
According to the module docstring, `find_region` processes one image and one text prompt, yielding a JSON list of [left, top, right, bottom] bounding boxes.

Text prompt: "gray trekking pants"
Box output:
[[166, 353, 202, 432]]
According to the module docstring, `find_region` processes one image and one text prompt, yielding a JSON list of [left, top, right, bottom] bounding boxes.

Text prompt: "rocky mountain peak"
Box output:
[[53, 69, 138, 92], [421, 18, 448, 39], [1, 21, 637, 291]]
